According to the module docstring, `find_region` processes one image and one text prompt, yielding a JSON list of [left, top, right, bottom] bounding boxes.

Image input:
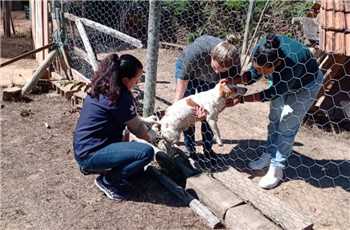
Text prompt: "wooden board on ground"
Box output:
[[214, 167, 314, 230], [225, 204, 281, 230], [186, 173, 244, 219]]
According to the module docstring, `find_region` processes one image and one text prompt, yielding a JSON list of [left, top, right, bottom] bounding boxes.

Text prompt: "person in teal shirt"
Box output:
[[228, 34, 323, 189]]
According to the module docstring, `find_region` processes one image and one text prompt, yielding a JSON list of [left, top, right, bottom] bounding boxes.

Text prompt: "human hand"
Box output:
[[147, 128, 159, 144], [192, 105, 208, 121]]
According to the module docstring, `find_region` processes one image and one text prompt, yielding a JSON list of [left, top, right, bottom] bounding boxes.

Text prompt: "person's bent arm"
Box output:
[[126, 116, 155, 142], [174, 79, 189, 102]]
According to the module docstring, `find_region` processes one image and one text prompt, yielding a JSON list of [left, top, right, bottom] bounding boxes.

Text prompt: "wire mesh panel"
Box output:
[[154, 1, 350, 229], [60, 0, 350, 229]]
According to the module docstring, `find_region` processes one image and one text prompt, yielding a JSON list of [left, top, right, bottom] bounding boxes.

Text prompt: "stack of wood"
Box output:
[[306, 0, 350, 133]]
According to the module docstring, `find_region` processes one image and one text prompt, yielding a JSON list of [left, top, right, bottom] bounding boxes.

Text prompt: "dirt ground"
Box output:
[[1, 10, 349, 230], [0, 93, 210, 230]]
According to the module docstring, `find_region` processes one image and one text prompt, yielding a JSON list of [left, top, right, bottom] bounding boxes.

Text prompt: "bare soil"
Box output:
[[0, 94, 210, 230]]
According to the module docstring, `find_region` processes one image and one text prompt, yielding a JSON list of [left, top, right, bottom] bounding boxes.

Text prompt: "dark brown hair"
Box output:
[[89, 53, 143, 104]]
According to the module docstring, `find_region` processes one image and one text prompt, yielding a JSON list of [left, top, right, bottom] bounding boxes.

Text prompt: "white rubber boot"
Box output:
[[248, 152, 271, 170], [258, 164, 283, 189]]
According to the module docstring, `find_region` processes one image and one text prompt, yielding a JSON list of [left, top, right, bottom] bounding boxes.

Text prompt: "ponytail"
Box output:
[[90, 53, 143, 104], [211, 34, 241, 70]]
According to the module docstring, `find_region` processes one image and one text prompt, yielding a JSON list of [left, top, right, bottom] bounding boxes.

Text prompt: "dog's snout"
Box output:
[[237, 87, 248, 96]]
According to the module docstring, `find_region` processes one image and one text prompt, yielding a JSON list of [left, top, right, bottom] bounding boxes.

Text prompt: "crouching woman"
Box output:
[[73, 54, 156, 201]]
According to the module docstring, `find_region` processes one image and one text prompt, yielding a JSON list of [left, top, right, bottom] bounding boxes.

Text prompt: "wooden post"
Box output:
[[2, 0, 12, 38], [22, 49, 58, 95], [75, 19, 99, 71], [143, 0, 161, 117]]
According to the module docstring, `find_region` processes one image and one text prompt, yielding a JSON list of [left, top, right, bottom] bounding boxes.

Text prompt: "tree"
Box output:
[[2, 0, 12, 38]]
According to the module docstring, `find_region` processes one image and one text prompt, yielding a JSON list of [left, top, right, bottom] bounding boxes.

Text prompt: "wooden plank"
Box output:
[[72, 46, 90, 64], [226, 204, 281, 230], [64, 12, 143, 48], [71, 68, 91, 83], [214, 168, 313, 230], [0, 43, 53, 68], [35, 0, 44, 62], [186, 174, 244, 219], [43, 0, 49, 59], [30, 0, 36, 42], [75, 19, 99, 71], [22, 49, 58, 95], [160, 42, 185, 50], [147, 166, 222, 229]]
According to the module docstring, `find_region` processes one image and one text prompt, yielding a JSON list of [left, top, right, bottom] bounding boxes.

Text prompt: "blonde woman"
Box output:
[[174, 35, 241, 159]]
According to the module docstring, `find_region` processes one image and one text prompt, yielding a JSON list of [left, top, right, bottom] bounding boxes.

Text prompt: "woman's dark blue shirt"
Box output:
[[73, 88, 137, 160]]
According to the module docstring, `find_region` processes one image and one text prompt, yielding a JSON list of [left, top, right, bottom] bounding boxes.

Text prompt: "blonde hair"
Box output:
[[211, 34, 240, 68]]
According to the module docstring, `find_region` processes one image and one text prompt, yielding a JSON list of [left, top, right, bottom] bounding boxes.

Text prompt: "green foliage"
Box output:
[[162, 0, 189, 17], [224, 0, 249, 11]]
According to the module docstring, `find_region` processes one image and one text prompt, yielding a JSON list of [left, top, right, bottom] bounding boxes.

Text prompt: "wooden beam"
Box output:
[[22, 49, 58, 95], [58, 46, 73, 79], [226, 204, 281, 230], [160, 42, 185, 50], [72, 46, 90, 64], [71, 68, 91, 83], [75, 19, 99, 71], [0, 43, 54, 68], [147, 166, 222, 229], [186, 174, 244, 219], [214, 168, 313, 230], [64, 12, 143, 48]]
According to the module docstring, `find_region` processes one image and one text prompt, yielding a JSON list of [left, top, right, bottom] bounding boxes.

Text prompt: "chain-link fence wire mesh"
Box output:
[[59, 0, 350, 228]]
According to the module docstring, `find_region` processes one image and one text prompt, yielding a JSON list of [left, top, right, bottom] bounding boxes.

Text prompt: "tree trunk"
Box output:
[[2, 0, 12, 38]]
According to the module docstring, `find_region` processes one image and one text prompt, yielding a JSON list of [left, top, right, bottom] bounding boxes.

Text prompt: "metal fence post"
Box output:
[[143, 0, 161, 117]]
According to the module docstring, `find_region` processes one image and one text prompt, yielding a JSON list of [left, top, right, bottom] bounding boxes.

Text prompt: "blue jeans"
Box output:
[[267, 71, 323, 167], [175, 59, 216, 153], [76, 141, 154, 183]]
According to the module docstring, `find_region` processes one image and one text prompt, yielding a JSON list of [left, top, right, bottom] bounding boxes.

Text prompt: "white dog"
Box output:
[[151, 79, 247, 147]]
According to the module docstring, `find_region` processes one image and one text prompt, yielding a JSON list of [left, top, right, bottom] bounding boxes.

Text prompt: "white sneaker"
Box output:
[[248, 152, 271, 170], [258, 165, 283, 189]]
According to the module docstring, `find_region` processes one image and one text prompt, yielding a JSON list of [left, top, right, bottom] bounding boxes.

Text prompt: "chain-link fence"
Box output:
[[58, 0, 350, 229]]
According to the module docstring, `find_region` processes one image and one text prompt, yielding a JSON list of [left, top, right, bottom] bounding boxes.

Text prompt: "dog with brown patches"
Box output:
[[156, 79, 247, 147]]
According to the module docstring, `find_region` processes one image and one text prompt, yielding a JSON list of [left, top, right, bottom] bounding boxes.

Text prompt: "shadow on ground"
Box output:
[[192, 139, 350, 192]]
